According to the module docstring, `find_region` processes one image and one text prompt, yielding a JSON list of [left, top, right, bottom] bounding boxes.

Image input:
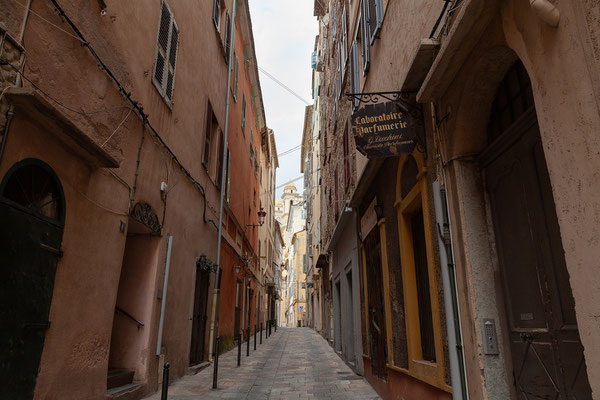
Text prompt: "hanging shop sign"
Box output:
[[347, 92, 422, 158]]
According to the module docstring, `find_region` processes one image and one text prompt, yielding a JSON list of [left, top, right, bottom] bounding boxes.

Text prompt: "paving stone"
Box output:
[[142, 327, 380, 399]]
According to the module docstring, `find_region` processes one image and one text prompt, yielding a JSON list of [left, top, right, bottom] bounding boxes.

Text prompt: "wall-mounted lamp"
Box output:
[[233, 264, 241, 274], [247, 207, 267, 227], [374, 204, 384, 221]]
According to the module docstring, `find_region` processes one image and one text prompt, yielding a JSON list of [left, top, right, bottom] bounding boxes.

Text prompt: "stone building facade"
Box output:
[[313, 0, 600, 399]]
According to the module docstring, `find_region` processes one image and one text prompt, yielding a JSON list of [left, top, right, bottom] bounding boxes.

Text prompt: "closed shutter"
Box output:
[[351, 39, 360, 108], [341, 5, 347, 80], [216, 132, 224, 189], [233, 54, 238, 100], [213, 0, 221, 31], [332, 6, 336, 42], [153, 1, 178, 106], [241, 94, 246, 131], [166, 20, 178, 101], [367, 0, 384, 45], [226, 148, 231, 202], [224, 11, 231, 63], [361, 0, 370, 74]]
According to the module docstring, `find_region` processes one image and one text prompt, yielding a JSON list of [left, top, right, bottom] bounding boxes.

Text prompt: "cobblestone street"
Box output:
[[144, 327, 380, 400]]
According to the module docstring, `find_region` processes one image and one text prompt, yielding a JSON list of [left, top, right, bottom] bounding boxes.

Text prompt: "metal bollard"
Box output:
[[246, 327, 250, 356], [266, 320, 269, 338], [161, 362, 170, 400], [254, 324, 257, 350], [212, 336, 219, 389], [269, 320, 272, 336], [275, 322, 277, 332], [237, 333, 242, 366], [260, 322, 263, 344]]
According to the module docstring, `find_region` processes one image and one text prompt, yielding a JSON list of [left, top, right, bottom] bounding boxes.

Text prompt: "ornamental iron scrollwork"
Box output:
[[130, 201, 161, 234]]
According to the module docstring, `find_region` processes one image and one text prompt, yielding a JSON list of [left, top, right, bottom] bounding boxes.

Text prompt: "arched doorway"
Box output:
[[481, 61, 592, 398], [0, 159, 65, 399]]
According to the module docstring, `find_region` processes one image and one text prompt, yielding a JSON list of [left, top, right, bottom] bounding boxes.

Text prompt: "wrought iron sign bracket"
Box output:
[[345, 91, 422, 120]]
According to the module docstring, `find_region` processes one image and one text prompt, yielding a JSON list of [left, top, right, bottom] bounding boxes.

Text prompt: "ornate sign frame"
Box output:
[[345, 91, 426, 156]]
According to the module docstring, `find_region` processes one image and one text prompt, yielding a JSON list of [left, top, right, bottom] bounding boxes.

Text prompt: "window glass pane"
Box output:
[[411, 210, 436, 362]]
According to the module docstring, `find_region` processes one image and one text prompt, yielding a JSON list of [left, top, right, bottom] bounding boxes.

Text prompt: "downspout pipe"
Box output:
[[530, 0, 560, 27], [156, 235, 174, 355], [210, 0, 237, 389], [433, 180, 469, 400]]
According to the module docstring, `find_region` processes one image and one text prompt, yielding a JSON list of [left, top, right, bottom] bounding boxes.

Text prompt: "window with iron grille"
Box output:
[[153, 1, 179, 106]]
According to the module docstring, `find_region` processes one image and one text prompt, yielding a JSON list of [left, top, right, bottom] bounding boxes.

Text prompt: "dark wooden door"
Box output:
[[364, 227, 387, 379], [189, 269, 210, 365], [484, 111, 592, 399], [0, 201, 63, 399]]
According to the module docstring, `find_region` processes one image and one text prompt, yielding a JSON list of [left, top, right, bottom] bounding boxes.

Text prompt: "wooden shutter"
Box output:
[[344, 125, 350, 187], [233, 54, 238, 100], [242, 94, 246, 131], [367, 0, 384, 45], [224, 10, 231, 63], [226, 148, 231, 202], [342, 5, 348, 79], [203, 105, 212, 168], [351, 39, 360, 108], [332, 6, 337, 42], [153, 1, 177, 105], [216, 132, 224, 189], [154, 2, 171, 87], [213, 0, 221, 31], [361, 0, 370, 74], [165, 19, 178, 101]]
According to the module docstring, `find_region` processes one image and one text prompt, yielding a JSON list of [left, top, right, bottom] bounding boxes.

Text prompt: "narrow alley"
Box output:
[[143, 328, 380, 400], [2, 0, 600, 399]]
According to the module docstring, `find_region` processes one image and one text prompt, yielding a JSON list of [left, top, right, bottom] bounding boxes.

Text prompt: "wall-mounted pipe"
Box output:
[[156, 235, 174, 356], [530, 0, 560, 27]]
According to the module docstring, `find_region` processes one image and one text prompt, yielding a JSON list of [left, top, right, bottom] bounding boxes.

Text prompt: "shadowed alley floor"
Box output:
[[143, 327, 380, 399]]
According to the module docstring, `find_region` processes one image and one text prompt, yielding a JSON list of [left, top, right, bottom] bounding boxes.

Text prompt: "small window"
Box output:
[[153, 1, 179, 106]]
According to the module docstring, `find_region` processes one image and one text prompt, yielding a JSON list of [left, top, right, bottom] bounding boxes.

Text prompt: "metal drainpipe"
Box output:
[[0, 0, 32, 167], [210, 0, 238, 389], [433, 179, 469, 400], [156, 235, 174, 355]]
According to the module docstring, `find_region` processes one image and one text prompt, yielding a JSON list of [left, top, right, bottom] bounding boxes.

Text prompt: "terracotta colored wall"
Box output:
[[0, 0, 234, 398]]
